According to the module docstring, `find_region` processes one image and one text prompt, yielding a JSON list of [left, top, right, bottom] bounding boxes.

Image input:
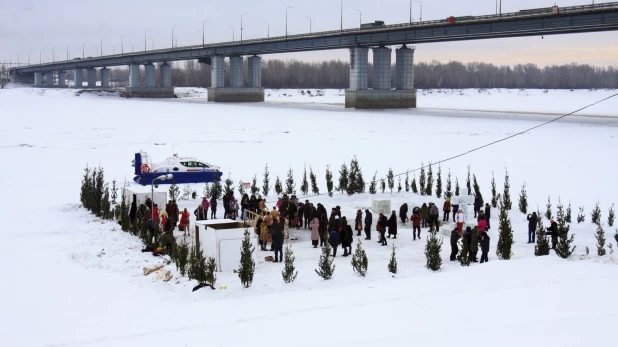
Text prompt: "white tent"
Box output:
[[194, 219, 259, 272], [124, 185, 168, 211]]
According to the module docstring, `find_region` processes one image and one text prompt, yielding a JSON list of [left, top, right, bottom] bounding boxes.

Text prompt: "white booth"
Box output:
[[194, 219, 259, 272], [124, 185, 168, 209], [372, 199, 392, 215]]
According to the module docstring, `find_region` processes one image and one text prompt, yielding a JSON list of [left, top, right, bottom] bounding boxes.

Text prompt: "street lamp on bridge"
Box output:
[[241, 13, 248, 42], [202, 20, 210, 46], [414, 0, 423, 22], [286, 6, 294, 37], [172, 25, 179, 48], [144, 30, 151, 51], [82, 41, 88, 59], [306, 16, 312, 33], [66, 44, 71, 60], [100, 37, 105, 57], [354, 9, 361, 28], [263, 21, 270, 38], [229, 26, 235, 42], [121, 34, 128, 55]]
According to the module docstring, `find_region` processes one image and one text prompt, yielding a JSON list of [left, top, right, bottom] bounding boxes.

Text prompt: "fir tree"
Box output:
[[424, 226, 443, 271], [203, 182, 211, 198], [175, 239, 190, 277], [466, 165, 472, 194], [325, 166, 334, 197], [608, 204, 615, 227], [472, 174, 483, 204], [387, 244, 398, 275], [369, 172, 377, 194], [351, 239, 368, 277], [80, 165, 92, 209], [457, 238, 470, 266], [387, 168, 395, 193], [397, 177, 402, 193], [555, 202, 576, 259], [534, 207, 551, 256], [595, 223, 607, 256], [425, 163, 433, 196], [169, 177, 180, 201], [518, 182, 528, 214], [309, 167, 319, 195], [192, 248, 209, 284], [337, 162, 349, 194], [545, 196, 553, 220], [405, 171, 410, 192], [300, 165, 309, 195], [347, 156, 365, 195], [237, 180, 246, 196], [110, 180, 118, 205], [285, 168, 296, 195], [565, 202, 572, 223], [94, 167, 104, 217], [496, 197, 514, 260], [234, 229, 256, 288], [591, 202, 601, 225], [211, 174, 223, 200], [274, 176, 283, 196], [419, 163, 426, 196], [446, 169, 453, 198], [187, 246, 199, 280], [614, 229, 618, 247], [120, 185, 130, 232], [380, 179, 386, 194], [577, 206, 585, 223], [101, 184, 111, 220], [455, 178, 460, 196], [503, 168, 512, 210], [205, 256, 217, 286], [411, 173, 418, 194], [282, 242, 298, 283], [250, 175, 259, 195], [262, 164, 271, 196], [315, 242, 335, 280], [490, 172, 498, 208], [436, 165, 443, 198]]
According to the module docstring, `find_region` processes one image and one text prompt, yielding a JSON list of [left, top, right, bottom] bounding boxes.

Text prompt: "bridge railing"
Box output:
[[12, 2, 618, 71]]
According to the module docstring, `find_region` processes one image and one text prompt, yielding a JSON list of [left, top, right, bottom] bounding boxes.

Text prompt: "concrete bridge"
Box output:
[[8, 2, 618, 108]]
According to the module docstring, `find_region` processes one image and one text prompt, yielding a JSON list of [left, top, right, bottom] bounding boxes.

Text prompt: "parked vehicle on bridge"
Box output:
[[519, 5, 560, 16], [360, 20, 385, 29], [447, 16, 476, 24], [132, 151, 222, 185]]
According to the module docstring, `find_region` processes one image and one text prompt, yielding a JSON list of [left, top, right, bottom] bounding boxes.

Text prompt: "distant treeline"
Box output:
[[107, 59, 618, 89]]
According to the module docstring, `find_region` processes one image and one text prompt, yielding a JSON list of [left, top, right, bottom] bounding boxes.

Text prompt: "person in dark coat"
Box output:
[[287, 202, 297, 229], [270, 218, 284, 262], [452, 203, 459, 222], [340, 225, 350, 257], [223, 193, 231, 220], [474, 195, 482, 218], [420, 203, 429, 228], [411, 212, 421, 240], [480, 231, 490, 263], [129, 200, 137, 224], [345, 225, 353, 256], [328, 213, 341, 234], [484, 203, 491, 230], [209, 196, 217, 219], [546, 220, 559, 249], [329, 229, 340, 257], [340, 216, 349, 235], [443, 198, 452, 222], [387, 210, 398, 238], [450, 228, 460, 261], [304, 200, 313, 229], [364, 210, 373, 240], [377, 213, 388, 246], [319, 215, 328, 246], [469, 226, 479, 262], [355, 210, 363, 236], [241, 194, 249, 219], [194, 205, 207, 221], [429, 203, 440, 231], [527, 212, 538, 244], [399, 203, 408, 224], [316, 203, 327, 220]]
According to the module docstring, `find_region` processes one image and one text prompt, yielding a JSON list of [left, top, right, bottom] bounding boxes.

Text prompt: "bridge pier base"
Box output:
[[160, 62, 171, 87], [58, 71, 66, 87], [73, 69, 83, 88], [87, 68, 97, 88], [100, 68, 109, 88], [208, 55, 264, 102], [34, 72, 42, 87], [46, 72, 54, 87]]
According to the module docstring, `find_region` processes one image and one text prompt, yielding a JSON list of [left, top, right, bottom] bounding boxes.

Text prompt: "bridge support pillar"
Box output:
[[210, 56, 225, 88], [58, 71, 66, 87], [87, 68, 97, 88], [160, 62, 171, 87], [349, 47, 368, 90], [128, 64, 140, 87], [208, 56, 264, 102], [46, 72, 54, 87], [247, 56, 262, 87], [100, 68, 109, 88], [144, 63, 155, 88], [73, 69, 83, 88], [34, 72, 42, 87], [346, 46, 416, 109]]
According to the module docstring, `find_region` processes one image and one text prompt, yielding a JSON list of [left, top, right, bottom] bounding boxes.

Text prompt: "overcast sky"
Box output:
[[1, 0, 616, 66]]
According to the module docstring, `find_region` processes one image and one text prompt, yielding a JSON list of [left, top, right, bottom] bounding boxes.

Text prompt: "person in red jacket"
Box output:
[[161, 211, 168, 231], [152, 204, 159, 222], [178, 208, 191, 236], [411, 212, 422, 240]]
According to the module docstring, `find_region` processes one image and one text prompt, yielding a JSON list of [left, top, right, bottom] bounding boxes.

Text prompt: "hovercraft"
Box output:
[[132, 151, 222, 185]]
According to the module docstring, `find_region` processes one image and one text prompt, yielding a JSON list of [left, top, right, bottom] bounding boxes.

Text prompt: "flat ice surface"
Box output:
[[1, 86, 617, 346]]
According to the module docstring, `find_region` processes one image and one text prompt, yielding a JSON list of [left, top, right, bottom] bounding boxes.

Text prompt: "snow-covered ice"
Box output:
[[1, 86, 617, 346]]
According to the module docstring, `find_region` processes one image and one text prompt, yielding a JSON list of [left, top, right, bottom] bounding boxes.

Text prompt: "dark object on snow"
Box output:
[[192, 282, 215, 292], [141, 245, 154, 252]]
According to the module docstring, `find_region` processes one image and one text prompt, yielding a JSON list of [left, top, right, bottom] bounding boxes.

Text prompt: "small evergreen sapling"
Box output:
[[301, 165, 309, 195], [405, 171, 410, 192], [565, 202, 572, 223], [250, 175, 258, 195], [502, 168, 512, 210], [387, 168, 395, 193], [205, 256, 217, 286], [436, 165, 443, 198], [310, 167, 319, 194], [175, 239, 190, 277], [285, 168, 296, 195], [274, 176, 283, 196], [397, 177, 402, 193], [496, 198, 514, 260], [347, 156, 365, 195], [455, 178, 460, 196], [425, 163, 433, 196], [203, 182, 212, 198], [282, 242, 298, 283], [419, 163, 426, 196], [337, 162, 349, 194], [595, 223, 607, 256], [457, 238, 470, 266], [411, 173, 418, 194], [424, 226, 443, 271], [262, 164, 271, 196], [577, 206, 585, 223], [555, 203, 576, 259], [237, 180, 246, 196], [518, 182, 528, 214], [446, 169, 452, 198], [351, 239, 368, 277], [369, 172, 377, 194], [466, 165, 472, 194], [490, 172, 498, 208], [325, 165, 334, 197], [472, 174, 483, 205], [608, 204, 615, 227], [234, 229, 256, 288], [380, 179, 386, 194], [315, 242, 335, 280], [211, 174, 223, 200], [387, 244, 397, 275], [545, 196, 553, 220], [534, 208, 550, 256], [591, 202, 601, 225]]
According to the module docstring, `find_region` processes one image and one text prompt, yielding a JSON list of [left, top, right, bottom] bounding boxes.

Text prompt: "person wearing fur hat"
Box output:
[[377, 213, 388, 246], [387, 210, 398, 239], [355, 210, 363, 236], [443, 197, 452, 222]]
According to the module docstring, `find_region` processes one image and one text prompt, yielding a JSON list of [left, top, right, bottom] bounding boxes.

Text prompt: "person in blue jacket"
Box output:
[[329, 229, 340, 257], [480, 231, 490, 263]]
